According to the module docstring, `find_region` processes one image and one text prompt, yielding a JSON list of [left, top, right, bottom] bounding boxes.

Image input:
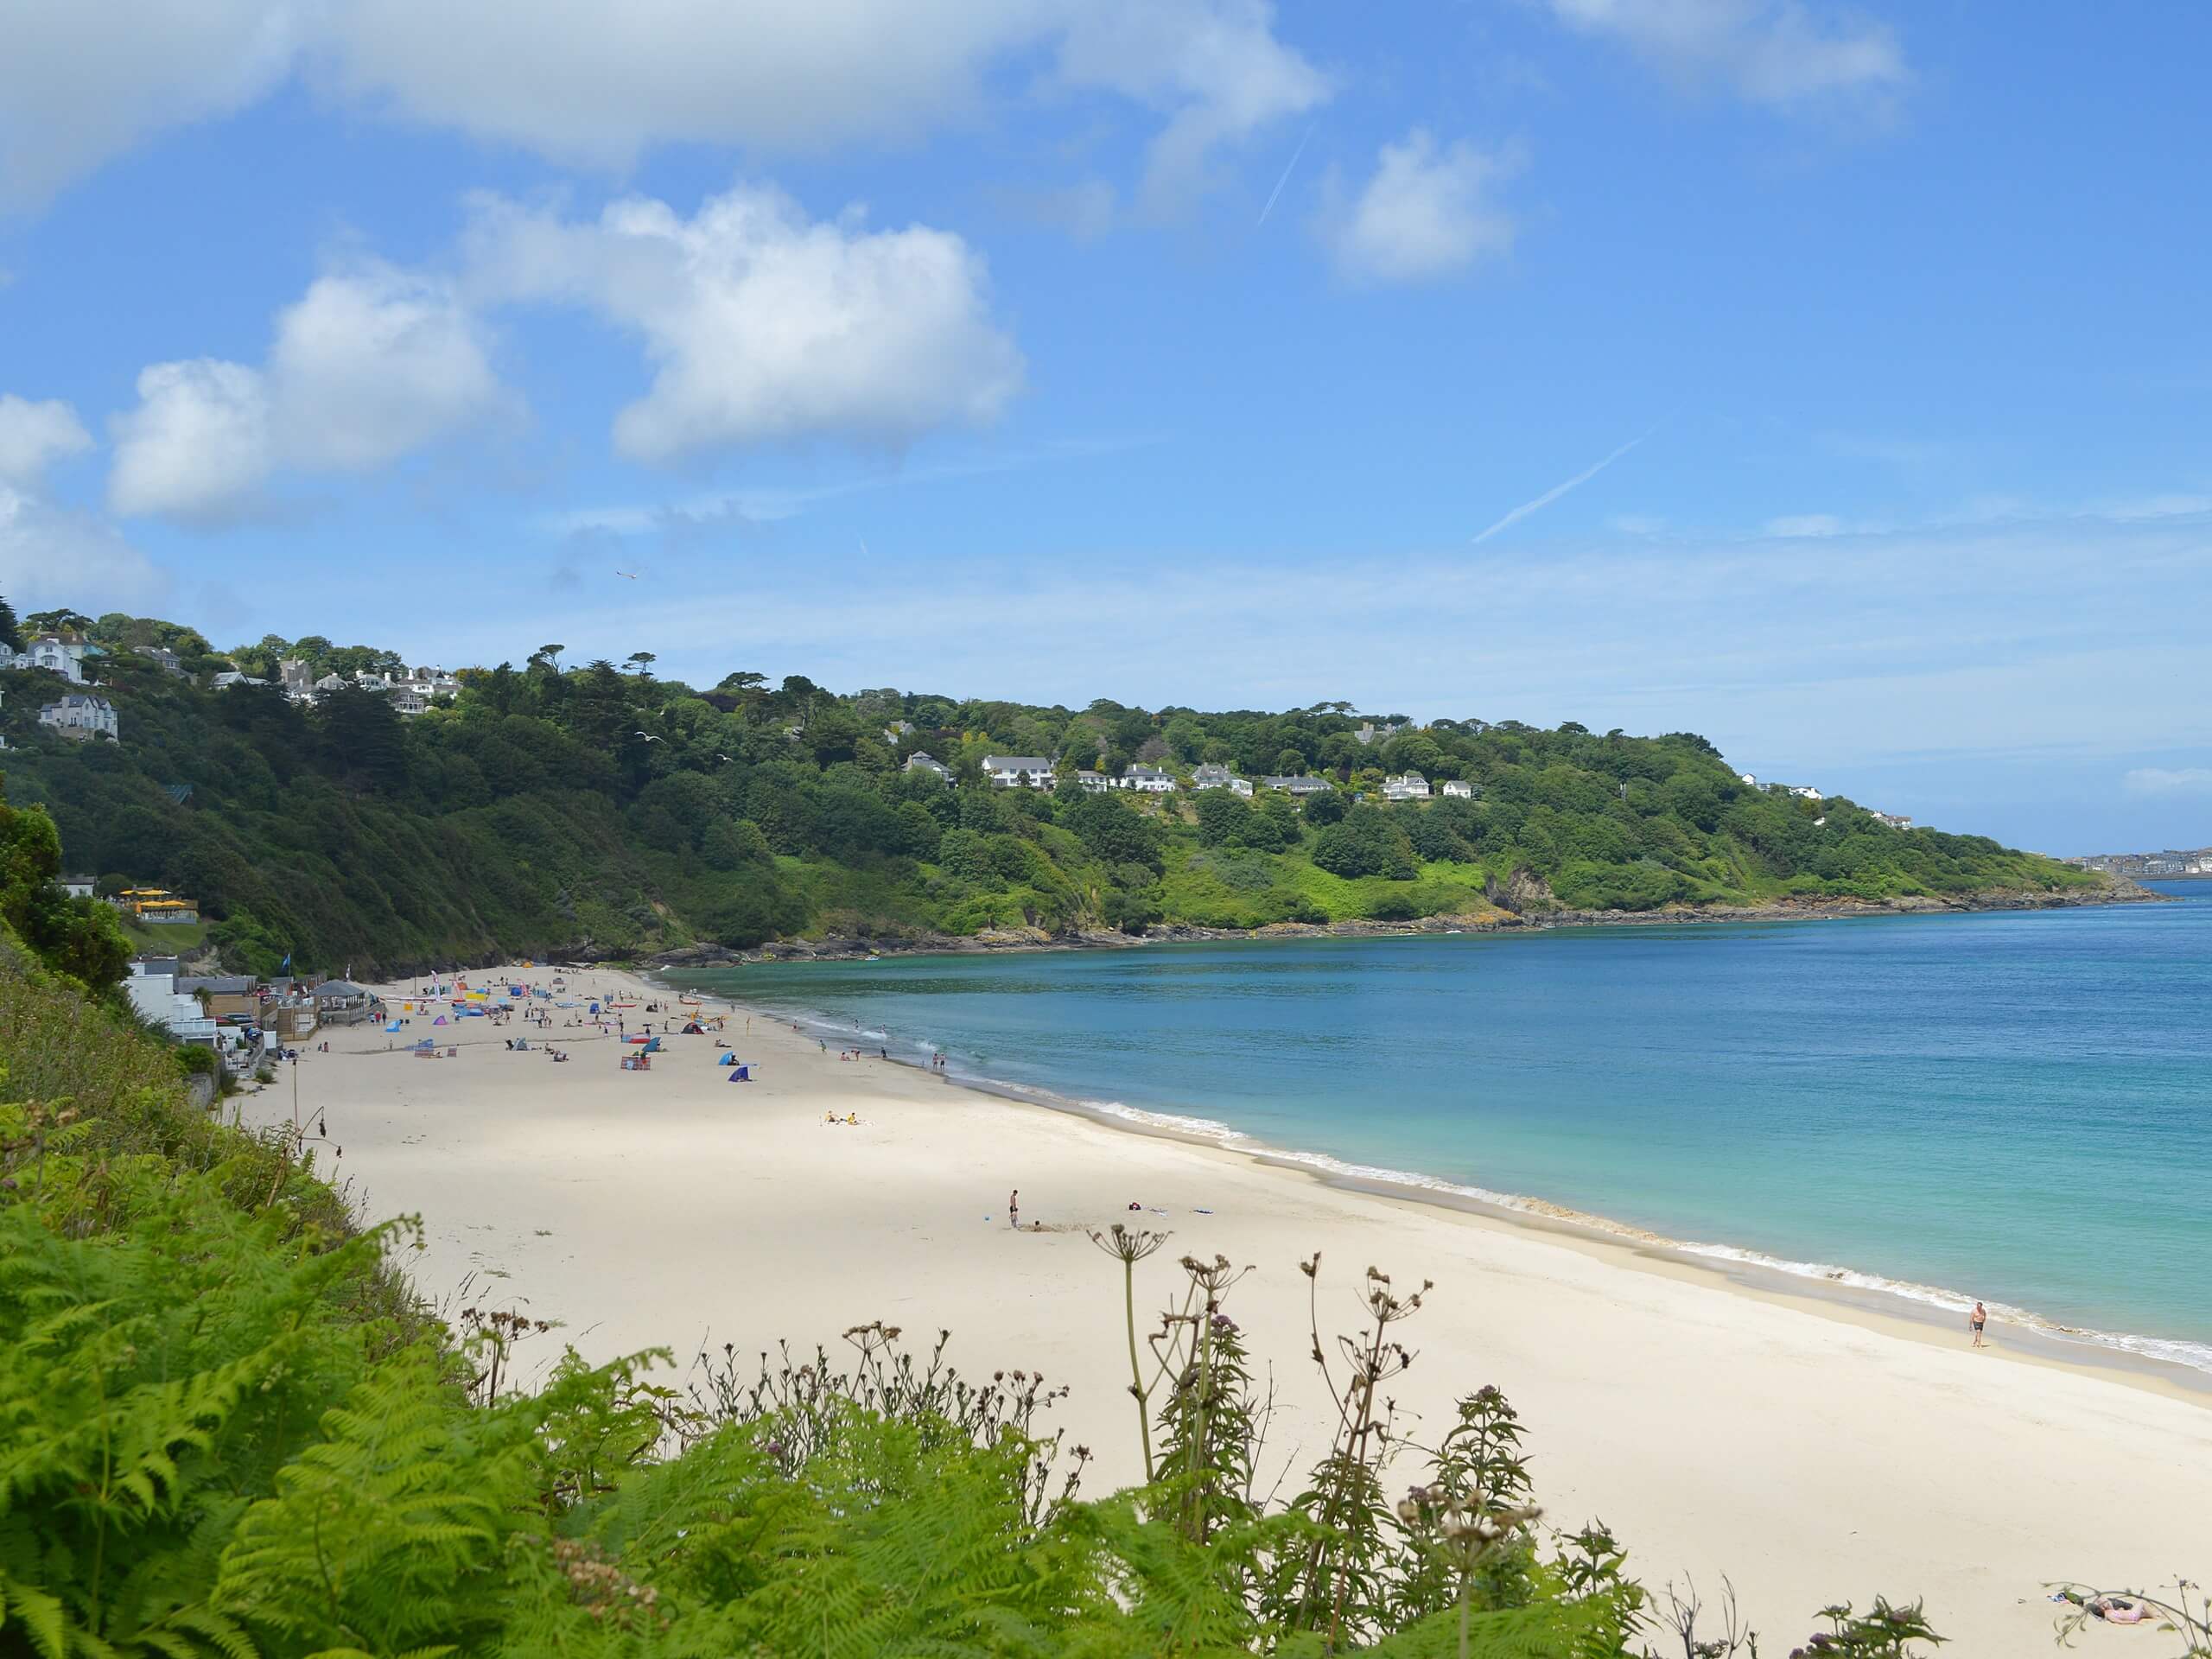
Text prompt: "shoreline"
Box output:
[[654, 967, 2212, 1403], [648, 880, 2158, 969]]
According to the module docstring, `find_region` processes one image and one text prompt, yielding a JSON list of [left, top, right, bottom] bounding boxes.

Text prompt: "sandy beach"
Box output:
[[250, 963, 2212, 1657]]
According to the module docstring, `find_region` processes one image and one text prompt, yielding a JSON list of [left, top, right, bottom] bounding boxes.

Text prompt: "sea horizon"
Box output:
[[666, 882, 2212, 1382]]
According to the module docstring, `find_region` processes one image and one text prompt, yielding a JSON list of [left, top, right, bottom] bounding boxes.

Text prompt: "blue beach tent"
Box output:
[[716, 1052, 736, 1065], [728, 1065, 751, 1082]]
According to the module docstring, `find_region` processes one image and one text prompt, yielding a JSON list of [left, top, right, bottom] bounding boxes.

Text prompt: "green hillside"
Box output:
[[0, 606, 2108, 976]]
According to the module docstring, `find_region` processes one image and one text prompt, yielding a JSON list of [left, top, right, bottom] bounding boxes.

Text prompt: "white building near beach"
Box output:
[[1119, 765, 1176, 793], [1382, 772, 1431, 801]]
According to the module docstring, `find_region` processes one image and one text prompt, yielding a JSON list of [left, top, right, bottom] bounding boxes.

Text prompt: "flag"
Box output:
[[281, 952, 291, 970]]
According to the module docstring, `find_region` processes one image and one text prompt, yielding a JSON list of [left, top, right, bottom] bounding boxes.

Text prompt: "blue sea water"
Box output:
[[671, 885, 2212, 1371]]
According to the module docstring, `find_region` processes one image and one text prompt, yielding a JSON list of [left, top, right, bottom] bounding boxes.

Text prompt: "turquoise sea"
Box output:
[[669, 883, 2212, 1375]]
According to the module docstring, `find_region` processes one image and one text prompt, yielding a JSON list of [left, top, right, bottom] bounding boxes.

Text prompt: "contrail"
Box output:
[[1471, 427, 1656, 543], [1255, 123, 1315, 228]]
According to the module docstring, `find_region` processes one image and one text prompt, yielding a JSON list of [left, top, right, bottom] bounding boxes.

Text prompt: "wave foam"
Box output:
[[661, 974, 2212, 1383]]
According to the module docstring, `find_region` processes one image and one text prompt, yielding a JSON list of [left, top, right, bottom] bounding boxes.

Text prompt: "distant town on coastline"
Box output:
[[0, 598, 2129, 981]]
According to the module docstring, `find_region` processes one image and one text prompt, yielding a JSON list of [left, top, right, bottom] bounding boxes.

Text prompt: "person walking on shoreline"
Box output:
[[1007, 1189, 1020, 1230], [1969, 1300, 1988, 1349]]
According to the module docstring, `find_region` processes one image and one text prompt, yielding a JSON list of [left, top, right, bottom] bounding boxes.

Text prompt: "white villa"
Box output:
[[1120, 765, 1176, 793], [39, 693, 119, 741], [5, 633, 94, 682], [982, 754, 1055, 789], [1190, 763, 1254, 797], [1381, 772, 1431, 801], [904, 752, 952, 782], [1075, 769, 1112, 792], [1441, 779, 1476, 798], [1261, 774, 1333, 798], [1781, 784, 1822, 801], [125, 963, 219, 1047], [1872, 811, 1914, 830]]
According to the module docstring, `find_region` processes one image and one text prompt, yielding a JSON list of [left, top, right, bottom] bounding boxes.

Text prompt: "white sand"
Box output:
[[253, 964, 2212, 1657]]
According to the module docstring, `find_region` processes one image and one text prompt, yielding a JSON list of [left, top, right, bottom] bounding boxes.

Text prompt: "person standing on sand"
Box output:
[[1970, 1300, 1988, 1348], [1008, 1189, 1020, 1230]]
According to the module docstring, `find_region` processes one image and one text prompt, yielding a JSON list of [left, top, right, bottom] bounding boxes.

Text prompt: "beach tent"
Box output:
[[433, 1015, 448, 1026], [716, 1052, 736, 1065], [728, 1066, 751, 1082], [385, 1020, 403, 1033], [681, 1021, 705, 1034]]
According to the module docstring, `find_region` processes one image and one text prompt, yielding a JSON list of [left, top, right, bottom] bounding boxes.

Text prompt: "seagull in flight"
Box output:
[[614, 569, 639, 580], [633, 731, 663, 742]]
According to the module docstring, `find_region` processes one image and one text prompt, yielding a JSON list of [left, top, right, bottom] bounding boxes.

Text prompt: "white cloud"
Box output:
[[0, 396, 92, 488], [2122, 768, 2212, 798], [269, 267, 508, 471], [1320, 130, 1516, 285], [0, 484, 168, 608], [106, 359, 273, 524], [337, 0, 1323, 208], [465, 183, 1023, 461], [1764, 512, 1845, 537], [0, 0, 299, 207], [1053, 1, 1331, 214], [107, 265, 506, 523], [6, 3, 1326, 217], [1542, 0, 1904, 111]]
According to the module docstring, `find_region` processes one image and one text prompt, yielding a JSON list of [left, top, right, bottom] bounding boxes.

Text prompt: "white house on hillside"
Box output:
[[1441, 779, 1476, 798], [1120, 765, 1175, 792], [1075, 769, 1111, 792], [1782, 784, 1821, 801], [982, 754, 1055, 789], [1261, 774, 1332, 798], [1190, 763, 1253, 797], [40, 693, 119, 741], [4, 634, 92, 682], [1381, 772, 1431, 801]]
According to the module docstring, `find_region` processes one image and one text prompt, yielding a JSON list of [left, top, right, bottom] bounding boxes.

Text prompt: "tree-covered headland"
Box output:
[[0, 605, 2107, 976]]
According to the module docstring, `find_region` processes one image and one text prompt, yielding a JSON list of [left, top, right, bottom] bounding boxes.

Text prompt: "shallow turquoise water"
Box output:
[[672, 885, 2212, 1368]]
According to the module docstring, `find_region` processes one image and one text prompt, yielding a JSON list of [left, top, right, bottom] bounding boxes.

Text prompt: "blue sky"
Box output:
[[2, 1, 2207, 855]]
